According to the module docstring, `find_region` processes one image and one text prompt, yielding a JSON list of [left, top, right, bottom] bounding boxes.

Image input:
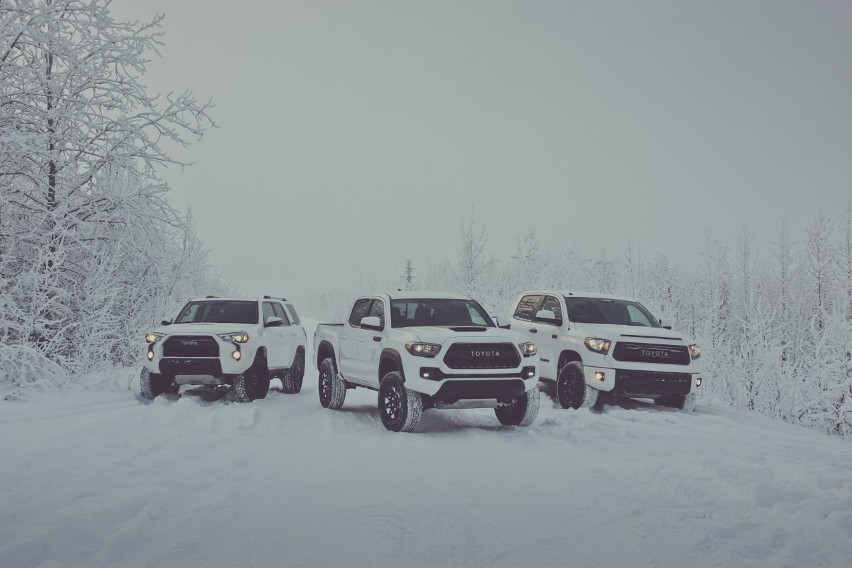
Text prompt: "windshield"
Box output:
[[564, 297, 660, 327], [175, 300, 259, 325], [391, 298, 494, 328]]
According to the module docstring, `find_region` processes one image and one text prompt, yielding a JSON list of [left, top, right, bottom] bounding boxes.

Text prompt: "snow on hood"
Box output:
[[397, 326, 525, 345], [152, 322, 255, 336], [572, 323, 686, 343]]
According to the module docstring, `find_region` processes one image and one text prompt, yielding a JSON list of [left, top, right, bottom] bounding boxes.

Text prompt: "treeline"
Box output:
[[0, 1, 219, 397]]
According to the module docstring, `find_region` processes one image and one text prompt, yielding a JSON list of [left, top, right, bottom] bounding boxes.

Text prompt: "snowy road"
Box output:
[[2, 367, 852, 567]]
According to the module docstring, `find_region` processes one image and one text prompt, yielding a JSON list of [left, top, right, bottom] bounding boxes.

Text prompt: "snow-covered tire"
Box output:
[[233, 357, 270, 402], [378, 372, 422, 433], [556, 361, 599, 409], [318, 357, 346, 409], [281, 349, 305, 394], [140, 368, 178, 400], [495, 387, 540, 426], [656, 393, 697, 412]]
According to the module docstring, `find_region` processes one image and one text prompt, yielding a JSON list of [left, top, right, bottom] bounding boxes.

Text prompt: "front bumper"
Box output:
[[401, 362, 538, 401], [582, 365, 702, 397], [143, 337, 256, 380]]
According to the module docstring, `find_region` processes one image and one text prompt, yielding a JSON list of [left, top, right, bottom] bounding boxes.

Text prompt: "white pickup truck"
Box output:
[[313, 292, 540, 432], [509, 291, 703, 411]]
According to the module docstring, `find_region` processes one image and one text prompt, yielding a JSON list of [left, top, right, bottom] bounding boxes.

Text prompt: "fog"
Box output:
[[112, 0, 852, 300]]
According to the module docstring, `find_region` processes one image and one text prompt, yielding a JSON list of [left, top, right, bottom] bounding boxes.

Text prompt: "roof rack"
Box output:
[[263, 295, 287, 301], [205, 295, 217, 298]]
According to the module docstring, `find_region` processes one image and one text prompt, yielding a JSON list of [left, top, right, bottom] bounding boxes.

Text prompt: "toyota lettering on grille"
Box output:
[[471, 350, 501, 357], [181, 340, 199, 346], [641, 349, 670, 358]]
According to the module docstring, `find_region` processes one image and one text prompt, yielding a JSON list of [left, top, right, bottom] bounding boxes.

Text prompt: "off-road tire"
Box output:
[[233, 356, 270, 402], [281, 350, 305, 394], [378, 372, 423, 432], [140, 368, 178, 400], [556, 361, 599, 409], [656, 393, 697, 412], [318, 357, 346, 409], [495, 388, 540, 426]]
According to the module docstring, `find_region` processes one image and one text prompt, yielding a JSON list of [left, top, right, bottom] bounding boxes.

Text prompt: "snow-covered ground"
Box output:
[[2, 325, 852, 568]]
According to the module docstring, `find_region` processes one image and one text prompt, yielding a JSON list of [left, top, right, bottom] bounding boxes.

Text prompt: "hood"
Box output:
[[397, 326, 525, 345], [152, 322, 254, 336], [573, 323, 686, 343]]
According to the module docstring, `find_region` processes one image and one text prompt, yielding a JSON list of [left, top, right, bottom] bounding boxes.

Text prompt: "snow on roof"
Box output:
[[524, 290, 635, 302], [376, 290, 473, 301]]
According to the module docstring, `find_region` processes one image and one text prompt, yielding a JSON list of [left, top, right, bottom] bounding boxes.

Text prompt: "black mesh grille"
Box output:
[[612, 342, 690, 365], [162, 336, 219, 358], [160, 358, 223, 376], [614, 370, 691, 395], [443, 343, 521, 369]]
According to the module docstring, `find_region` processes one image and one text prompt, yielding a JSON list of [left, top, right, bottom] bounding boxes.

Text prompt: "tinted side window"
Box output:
[[367, 299, 385, 328], [514, 295, 543, 321], [284, 303, 301, 325], [272, 303, 291, 325], [262, 302, 276, 324], [348, 299, 372, 327], [538, 295, 563, 324]]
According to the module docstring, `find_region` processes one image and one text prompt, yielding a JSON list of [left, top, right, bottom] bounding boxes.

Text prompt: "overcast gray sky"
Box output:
[[113, 1, 852, 300]]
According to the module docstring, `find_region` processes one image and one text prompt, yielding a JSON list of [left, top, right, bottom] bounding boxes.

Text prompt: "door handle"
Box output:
[[552, 334, 558, 339], [529, 328, 538, 334], [373, 336, 382, 342]]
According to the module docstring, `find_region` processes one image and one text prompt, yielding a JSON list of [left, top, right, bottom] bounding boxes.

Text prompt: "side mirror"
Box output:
[[659, 319, 672, 330], [360, 316, 383, 331], [265, 316, 283, 327], [495, 316, 510, 329], [161, 319, 172, 326], [535, 309, 562, 326]]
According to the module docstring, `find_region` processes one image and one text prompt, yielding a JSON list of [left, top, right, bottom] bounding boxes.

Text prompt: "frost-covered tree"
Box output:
[[450, 207, 496, 301], [0, 1, 217, 394]]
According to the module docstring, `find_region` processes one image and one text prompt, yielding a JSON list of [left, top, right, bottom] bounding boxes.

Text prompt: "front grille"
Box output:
[[443, 343, 521, 370], [162, 335, 219, 358], [614, 370, 691, 395], [612, 342, 690, 365], [159, 358, 223, 376]]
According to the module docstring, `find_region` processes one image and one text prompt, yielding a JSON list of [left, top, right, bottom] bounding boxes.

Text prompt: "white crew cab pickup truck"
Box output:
[[509, 291, 702, 411], [140, 296, 307, 402], [314, 292, 540, 432]]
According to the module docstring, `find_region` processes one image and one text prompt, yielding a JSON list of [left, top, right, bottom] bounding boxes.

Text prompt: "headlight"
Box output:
[[218, 332, 250, 343], [145, 332, 165, 344], [405, 342, 442, 357], [584, 337, 611, 355], [688, 344, 701, 360], [519, 342, 537, 357]]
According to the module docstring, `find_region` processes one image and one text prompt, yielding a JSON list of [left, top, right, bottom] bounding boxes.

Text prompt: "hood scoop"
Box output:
[[450, 326, 489, 332]]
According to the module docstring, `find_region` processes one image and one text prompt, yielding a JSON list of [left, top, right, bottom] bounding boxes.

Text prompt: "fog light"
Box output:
[[523, 366, 536, 379], [594, 371, 606, 382], [146, 350, 154, 361], [420, 367, 441, 380], [232, 350, 241, 361], [696, 377, 702, 387]]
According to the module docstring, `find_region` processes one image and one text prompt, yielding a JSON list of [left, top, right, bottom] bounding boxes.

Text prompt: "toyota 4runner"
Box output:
[[140, 296, 307, 402]]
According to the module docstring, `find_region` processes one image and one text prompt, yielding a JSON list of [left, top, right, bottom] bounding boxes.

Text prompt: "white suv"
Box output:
[[140, 296, 307, 402], [509, 291, 702, 411]]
